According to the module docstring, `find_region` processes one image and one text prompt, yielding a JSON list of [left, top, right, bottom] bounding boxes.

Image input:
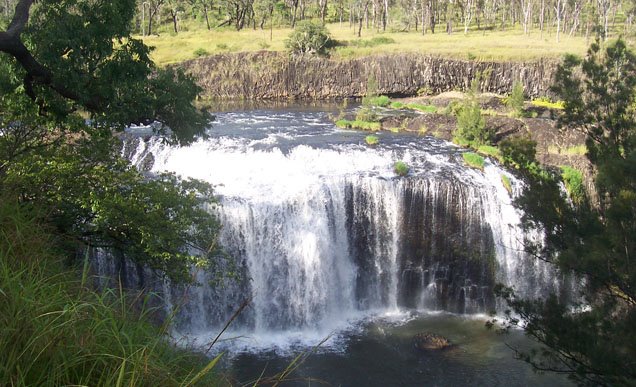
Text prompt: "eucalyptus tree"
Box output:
[[165, 0, 186, 33], [421, 0, 437, 33], [145, 0, 165, 35], [520, 0, 533, 34], [0, 0, 221, 282], [254, 0, 275, 29], [597, 0, 611, 38], [192, 0, 215, 30]]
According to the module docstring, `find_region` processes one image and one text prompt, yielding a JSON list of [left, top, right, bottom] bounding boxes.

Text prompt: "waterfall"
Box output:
[[111, 110, 565, 349]]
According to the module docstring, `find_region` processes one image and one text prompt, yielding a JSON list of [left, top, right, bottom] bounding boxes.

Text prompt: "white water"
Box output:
[[118, 109, 564, 352]]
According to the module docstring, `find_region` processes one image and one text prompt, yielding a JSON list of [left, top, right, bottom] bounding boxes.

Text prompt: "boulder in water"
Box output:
[[412, 332, 451, 350]]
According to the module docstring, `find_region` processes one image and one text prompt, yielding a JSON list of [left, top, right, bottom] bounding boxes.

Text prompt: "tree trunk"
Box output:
[[270, 6, 274, 39], [320, 0, 328, 23], [539, 0, 545, 38], [521, 0, 532, 35], [597, 0, 610, 40], [291, 0, 298, 27], [170, 9, 178, 33], [555, 0, 564, 42], [148, 8, 155, 35], [383, 0, 388, 31], [429, 0, 435, 33], [421, 0, 427, 34], [358, 0, 369, 37], [204, 5, 211, 30], [463, 0, 473, 34]]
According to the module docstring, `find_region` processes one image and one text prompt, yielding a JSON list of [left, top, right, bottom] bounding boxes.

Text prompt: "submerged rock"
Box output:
[[412, 332, 451, 350]]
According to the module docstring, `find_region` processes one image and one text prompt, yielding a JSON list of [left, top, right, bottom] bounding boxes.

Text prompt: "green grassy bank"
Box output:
[[0, 199, 221, 386]]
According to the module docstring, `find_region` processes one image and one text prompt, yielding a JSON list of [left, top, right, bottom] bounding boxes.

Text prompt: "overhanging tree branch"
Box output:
[[6, 0, 33, 36], [0, 0, 102, 111]]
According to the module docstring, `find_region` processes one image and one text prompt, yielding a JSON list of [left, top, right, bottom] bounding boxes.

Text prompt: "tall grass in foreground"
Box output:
[[0, 199, 221, 386]]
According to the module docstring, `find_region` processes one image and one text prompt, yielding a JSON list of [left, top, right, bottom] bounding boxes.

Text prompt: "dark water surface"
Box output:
[[225, 312, 569, 386]]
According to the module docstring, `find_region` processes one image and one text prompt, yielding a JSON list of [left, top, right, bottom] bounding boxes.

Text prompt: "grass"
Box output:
[[140, 20, 591, 66], [477, 144, 503, 162], [388, 101, 437, 113], [365, 135, 380, 145], [406, 103, 437, 113], [355, 105, 379, 122], [453, 135, 473, 147], [501, 174, 512, 194], [548, 144, 587, 155], [463, 152, 486, 170], [0, 199, 220, 386], [531, 97, 565, 110], [394, 161, 410, 176], [348, 36, 396, 47], [481, 108, 500, 116], [362, 95, 391, 107], [561, 166, 586, 205], [389, 101, 406, 109], [335, 119, 381, 131]]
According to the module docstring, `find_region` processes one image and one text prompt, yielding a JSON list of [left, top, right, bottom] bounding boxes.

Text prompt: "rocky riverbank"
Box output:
[[338, 92, 595, 197]]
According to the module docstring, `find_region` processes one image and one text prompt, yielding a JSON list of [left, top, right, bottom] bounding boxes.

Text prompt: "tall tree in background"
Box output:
[[495, 39, 636, 386]]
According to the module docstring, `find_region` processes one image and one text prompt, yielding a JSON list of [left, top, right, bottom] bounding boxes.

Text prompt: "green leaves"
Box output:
[[285, 21, 333, 56], [453, 79, 492, 146], [2, 0, 208, 144], [553, 39, 636, 170], [0, 1, 221, 282], [505, 81, 525, 117], [497, 38, 636, 385], [4, 132, 222, 283]]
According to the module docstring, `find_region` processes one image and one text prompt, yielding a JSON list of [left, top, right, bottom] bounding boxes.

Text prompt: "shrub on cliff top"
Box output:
[[285, 21, 333, 56]]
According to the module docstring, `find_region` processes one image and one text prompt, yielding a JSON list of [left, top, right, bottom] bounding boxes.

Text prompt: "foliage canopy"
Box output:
[[0, 0, 220, 282], [454, 79, 492, 146], [494, 39, 636, 386], [285, 20, 333, 56]]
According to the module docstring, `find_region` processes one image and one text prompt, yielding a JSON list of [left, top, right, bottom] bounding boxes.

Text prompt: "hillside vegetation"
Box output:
[[143, 22, 590, 65], [117, 0, 636, 66]]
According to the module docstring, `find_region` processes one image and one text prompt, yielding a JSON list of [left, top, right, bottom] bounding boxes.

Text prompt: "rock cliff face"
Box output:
[[180, 51, 558, 100]]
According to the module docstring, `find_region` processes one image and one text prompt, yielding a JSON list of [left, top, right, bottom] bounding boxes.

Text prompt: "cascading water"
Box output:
[[116, 108, 565, 351]]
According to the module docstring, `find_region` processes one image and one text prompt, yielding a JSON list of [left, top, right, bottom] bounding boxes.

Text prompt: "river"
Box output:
[[114, 105, 572, 385]]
